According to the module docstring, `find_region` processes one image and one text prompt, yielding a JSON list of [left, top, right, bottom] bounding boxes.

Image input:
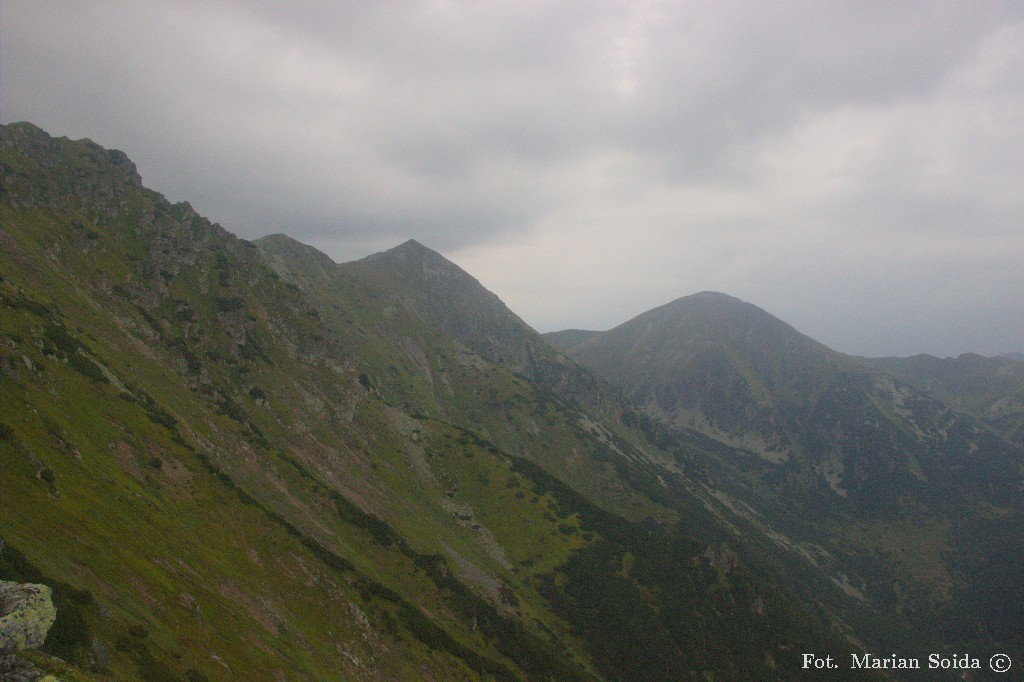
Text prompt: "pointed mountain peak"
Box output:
[[369, 238, 452, 268], [568, 288, 842, 402], [359, 239, 476, 289], [666, 291, 761, 314], [372, 238, 437, 259], [647, 292, 816, 340], [352, 239, 505, 309], [392, 238, 430, 252], [255, 232, 304, 247], [688, 290, 742, 301], [343, 240, 568, 375]]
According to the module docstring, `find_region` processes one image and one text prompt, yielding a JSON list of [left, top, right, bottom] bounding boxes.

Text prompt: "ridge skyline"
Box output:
[[263, 231, 1023, 362], [4, 2, 1022, 360], [2, 116, 1018, 358]]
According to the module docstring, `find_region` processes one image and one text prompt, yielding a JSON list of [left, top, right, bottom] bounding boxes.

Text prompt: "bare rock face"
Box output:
[[0, 122, 143, 216], [0, 581, 57, 654]]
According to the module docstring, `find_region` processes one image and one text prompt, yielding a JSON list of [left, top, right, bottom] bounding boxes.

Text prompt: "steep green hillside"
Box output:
[[1, 123, 869, 680], [254, 235, 882, 678], [255, 234, 664, 522], [2, 122, 589, 680]]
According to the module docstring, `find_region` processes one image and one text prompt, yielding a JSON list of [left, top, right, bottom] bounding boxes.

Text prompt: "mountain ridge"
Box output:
[[2, 122, 879, 681], [553, 286, 1024, 664]]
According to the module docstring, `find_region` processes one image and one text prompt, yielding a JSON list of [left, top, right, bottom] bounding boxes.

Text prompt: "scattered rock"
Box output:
[[91, 635, 111, 668], [703, 544, 739, 575]]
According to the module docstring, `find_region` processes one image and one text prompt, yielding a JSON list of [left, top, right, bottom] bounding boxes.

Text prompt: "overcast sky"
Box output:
[[3, 1, 1022, 357]]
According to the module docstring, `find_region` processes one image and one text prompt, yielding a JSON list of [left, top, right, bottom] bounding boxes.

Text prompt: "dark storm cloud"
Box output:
[[2, 1, 1022, 356]]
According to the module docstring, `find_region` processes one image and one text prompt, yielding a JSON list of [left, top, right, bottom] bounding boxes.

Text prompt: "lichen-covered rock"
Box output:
[[0, 653, 51, 681], [0, 581, 57, 654]]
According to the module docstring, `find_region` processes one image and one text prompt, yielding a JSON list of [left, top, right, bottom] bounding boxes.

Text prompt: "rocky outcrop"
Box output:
[[0, 581, 59, 681], [0, 581, 56, 653], [0, 122, 143, 218]]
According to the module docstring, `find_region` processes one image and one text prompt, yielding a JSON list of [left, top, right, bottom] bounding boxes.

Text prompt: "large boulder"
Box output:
[[0, 581, 56, 654]]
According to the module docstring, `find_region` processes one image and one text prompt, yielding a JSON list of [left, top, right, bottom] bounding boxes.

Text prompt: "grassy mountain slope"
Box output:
[[255, 234, 883, 679], [1, 122, 870, 680], [556, 291, 1024, 665], [2, 122, 584, 681], [255, 234, 665, 523]]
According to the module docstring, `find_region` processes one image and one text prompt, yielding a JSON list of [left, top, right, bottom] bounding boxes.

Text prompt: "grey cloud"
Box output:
[[617, 3, 1022, 174]]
